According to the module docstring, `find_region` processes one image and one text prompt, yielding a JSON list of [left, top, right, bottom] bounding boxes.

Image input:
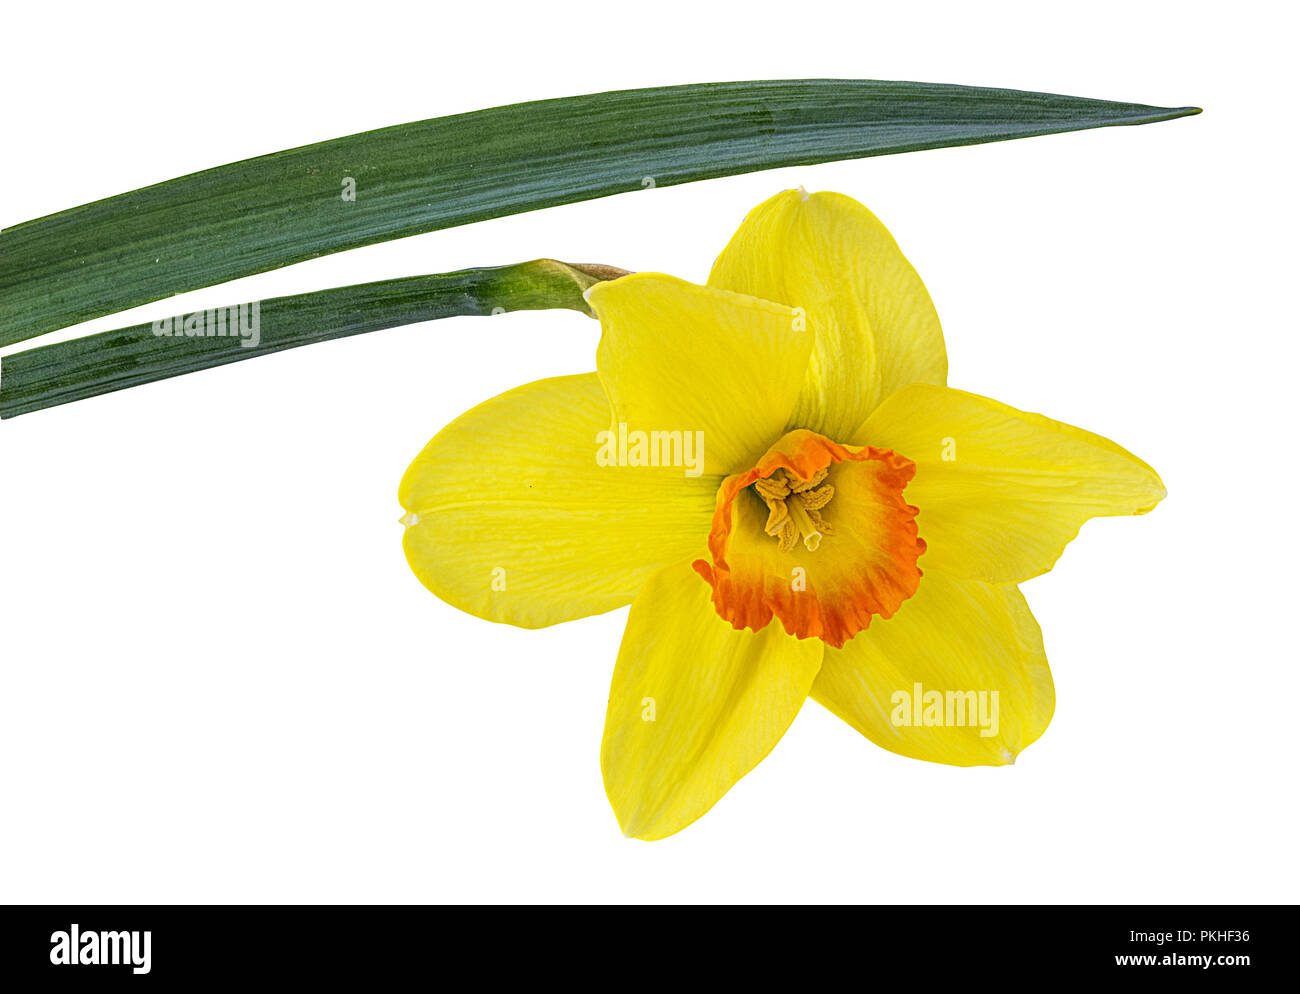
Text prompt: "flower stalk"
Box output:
[[0, 260, 624, 419]]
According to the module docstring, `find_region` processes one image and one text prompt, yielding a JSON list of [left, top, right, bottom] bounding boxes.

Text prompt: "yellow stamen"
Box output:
[[753, 468, 835, 552]]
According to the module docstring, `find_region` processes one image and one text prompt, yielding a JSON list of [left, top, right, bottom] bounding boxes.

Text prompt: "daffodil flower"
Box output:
[[399, 190, 1165, 841]]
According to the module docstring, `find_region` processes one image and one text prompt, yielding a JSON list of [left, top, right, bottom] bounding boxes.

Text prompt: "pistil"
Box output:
[[786, 500, 824, 551]]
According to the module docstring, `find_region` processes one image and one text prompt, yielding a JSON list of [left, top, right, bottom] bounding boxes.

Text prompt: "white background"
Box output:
[[2, 1, 1295, 903]]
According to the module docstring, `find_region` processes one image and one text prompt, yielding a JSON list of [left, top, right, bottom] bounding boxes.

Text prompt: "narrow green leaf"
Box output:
[[0, 260, 619, 419], [0, 79, 1198, 347]]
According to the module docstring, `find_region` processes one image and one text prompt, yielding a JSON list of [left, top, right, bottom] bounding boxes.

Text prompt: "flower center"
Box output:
[[692, 429, 925, 647], [753, 467, 835, 552]]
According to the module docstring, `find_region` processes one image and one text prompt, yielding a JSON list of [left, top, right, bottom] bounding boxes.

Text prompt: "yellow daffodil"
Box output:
[[399, 189, 1165, 841]]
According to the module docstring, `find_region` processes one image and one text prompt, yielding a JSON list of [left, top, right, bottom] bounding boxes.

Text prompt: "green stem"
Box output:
[[0, 260, 622, 419]]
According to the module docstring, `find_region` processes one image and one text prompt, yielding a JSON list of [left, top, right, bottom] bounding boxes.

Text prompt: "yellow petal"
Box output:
[[812, 570, 1053, 766], [856, 383, 1166, 583], [708, 189, 947, 441], [399, 374, 719, 628], [587, 273, 810, 476], [601, 559, 823, 840]]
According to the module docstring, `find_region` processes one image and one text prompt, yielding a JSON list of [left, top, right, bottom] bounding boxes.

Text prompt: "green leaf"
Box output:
[[0, 79, 1198, 347], [0, 260, 618, 419]]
